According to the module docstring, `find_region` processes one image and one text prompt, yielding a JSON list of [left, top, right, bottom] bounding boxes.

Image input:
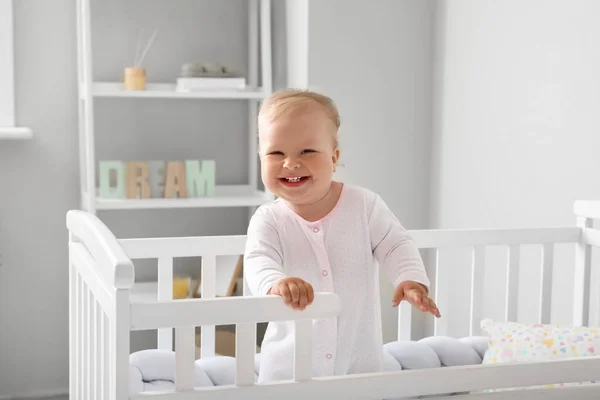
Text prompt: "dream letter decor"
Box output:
[[185, 160, 216, 197], [98, 160, 216, 199]]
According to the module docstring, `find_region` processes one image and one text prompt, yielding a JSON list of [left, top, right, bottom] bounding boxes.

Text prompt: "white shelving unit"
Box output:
[[92, 185, 272, 211], [91, 82, 267, 100], [75, 0, 274, 214], [0, 127, 33, 140]]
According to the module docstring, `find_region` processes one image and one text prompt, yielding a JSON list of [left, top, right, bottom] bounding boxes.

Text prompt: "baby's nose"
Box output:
[[284, 158, 300, 169]]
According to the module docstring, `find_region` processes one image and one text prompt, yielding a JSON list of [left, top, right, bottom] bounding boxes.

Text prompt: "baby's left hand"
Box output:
[[392, 281, 441, 318]]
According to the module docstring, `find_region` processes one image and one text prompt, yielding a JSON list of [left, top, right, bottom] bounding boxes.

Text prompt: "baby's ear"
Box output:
[[332, 148, 340, 164]]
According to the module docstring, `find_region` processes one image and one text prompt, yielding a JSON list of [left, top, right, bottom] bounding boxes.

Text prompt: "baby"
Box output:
[[244, 89, 440, 383]]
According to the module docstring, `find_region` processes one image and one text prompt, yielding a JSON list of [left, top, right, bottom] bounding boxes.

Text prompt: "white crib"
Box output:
[[68, 201, 600, 399]]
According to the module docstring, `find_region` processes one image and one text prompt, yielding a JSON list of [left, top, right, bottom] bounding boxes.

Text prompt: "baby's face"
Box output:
[[259, 106, 339, 206]]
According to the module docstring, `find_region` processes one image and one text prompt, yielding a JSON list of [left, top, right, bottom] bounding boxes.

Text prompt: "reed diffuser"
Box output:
[[124, 29, 158, 90]]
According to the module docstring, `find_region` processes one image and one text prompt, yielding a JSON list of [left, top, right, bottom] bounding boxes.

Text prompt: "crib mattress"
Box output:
[[130, 336, 489, 393]]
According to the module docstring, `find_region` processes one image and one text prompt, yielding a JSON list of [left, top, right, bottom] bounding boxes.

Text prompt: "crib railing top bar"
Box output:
[[119, 227, 580, 260], [129, 293, 340, 331], [66, 210, 134, 289], [119, 235, 247, 259], [574, 200, 600, 220], [410, 227, 580, 248]]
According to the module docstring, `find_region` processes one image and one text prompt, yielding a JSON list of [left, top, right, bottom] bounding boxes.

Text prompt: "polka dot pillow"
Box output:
[[481, 319, 600, 389]]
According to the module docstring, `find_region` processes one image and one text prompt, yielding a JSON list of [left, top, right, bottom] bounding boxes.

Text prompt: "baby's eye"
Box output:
[[301, 149, 316, 154], [268, 151, 284, 156]]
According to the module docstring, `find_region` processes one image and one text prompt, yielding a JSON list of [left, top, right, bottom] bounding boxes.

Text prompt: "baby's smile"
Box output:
[[279, 176, 310, 187]]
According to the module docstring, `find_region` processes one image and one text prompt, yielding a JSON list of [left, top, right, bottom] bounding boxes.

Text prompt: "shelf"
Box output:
[[92, 185, 273, 210], [0, 127, 32, 140], [90, 82, 267, 100]]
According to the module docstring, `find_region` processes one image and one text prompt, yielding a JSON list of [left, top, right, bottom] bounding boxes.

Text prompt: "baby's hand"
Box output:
[[392, 281, 441, 318], [268, 277, 314, 310]]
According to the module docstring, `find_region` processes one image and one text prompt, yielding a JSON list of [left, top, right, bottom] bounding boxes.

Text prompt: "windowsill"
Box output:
[[0, 127, 33, 139]]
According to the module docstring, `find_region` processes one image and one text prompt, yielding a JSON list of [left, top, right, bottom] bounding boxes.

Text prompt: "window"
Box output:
[[0, 0, 31, 139]]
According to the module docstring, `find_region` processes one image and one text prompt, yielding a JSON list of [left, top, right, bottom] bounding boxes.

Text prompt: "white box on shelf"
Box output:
[[175, 77, 246, 92]]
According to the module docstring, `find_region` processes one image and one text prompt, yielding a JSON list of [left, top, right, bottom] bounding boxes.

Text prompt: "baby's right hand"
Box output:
[[268, 277, 314, 310]]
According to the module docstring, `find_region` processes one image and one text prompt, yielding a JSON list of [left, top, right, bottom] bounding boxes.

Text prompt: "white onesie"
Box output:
[[244, 183, 430, 383]]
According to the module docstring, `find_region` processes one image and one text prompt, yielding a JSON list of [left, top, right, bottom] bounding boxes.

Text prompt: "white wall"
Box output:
[[307, 0, 436, 343], [430, 0, 600, 337]]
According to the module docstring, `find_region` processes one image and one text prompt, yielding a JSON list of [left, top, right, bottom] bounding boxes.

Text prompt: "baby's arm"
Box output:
[[244, 208, 314, 310], [369, 194, 440, 317], [244, 207, 285, 297]]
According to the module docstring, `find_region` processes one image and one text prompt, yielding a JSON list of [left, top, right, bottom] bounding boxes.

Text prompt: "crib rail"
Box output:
[[119, 236, 249, 356], [118, 225, 591, 343], [130, 294, 339, 390], [120, 235, 247, 259], [410, 227, 580, 248], [130, 293, 340, 330], [67, 203, 600, 399], [399, 225, 590, 341], [67, 210, 133, 400], [129, 356, 600, 400], [67, 210, 134, 289]]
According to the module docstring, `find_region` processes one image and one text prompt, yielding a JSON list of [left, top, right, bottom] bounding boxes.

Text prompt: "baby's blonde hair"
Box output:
[[258, 88, 340, 147]]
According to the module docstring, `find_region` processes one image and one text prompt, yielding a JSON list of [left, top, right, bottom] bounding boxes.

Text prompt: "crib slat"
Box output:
[[175, 326, 196, 390], [539, 243, 554, 324], [200, 329, 216, 361], [69, 244, 79, 400], [470, 246, 486, 336], [201, 254, 216, 298], [85, 282, 90, 400], [100, 308, 106, 400], [505, 245, 520, 321], [574, 217, 592, 327], [397, 301, 412, 341], [235, 322, 256, 386], [103, 312, 109, 399], [201, 255, 217, 358], [433, 249, 448, 336], [158, 257, 174, 351], [114, 290, 131, 399], [70, 243, 115, 314], [88, 289, 95, 400], [76, 272, 82, 399], [92, 295, 97, 399], [294, 319, 313, 381]]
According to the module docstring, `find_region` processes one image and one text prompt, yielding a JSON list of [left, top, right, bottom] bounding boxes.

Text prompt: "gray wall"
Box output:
[[308, 0, 436, 343], [0, 0, 282, 396], [0, 0, 78, 395]]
